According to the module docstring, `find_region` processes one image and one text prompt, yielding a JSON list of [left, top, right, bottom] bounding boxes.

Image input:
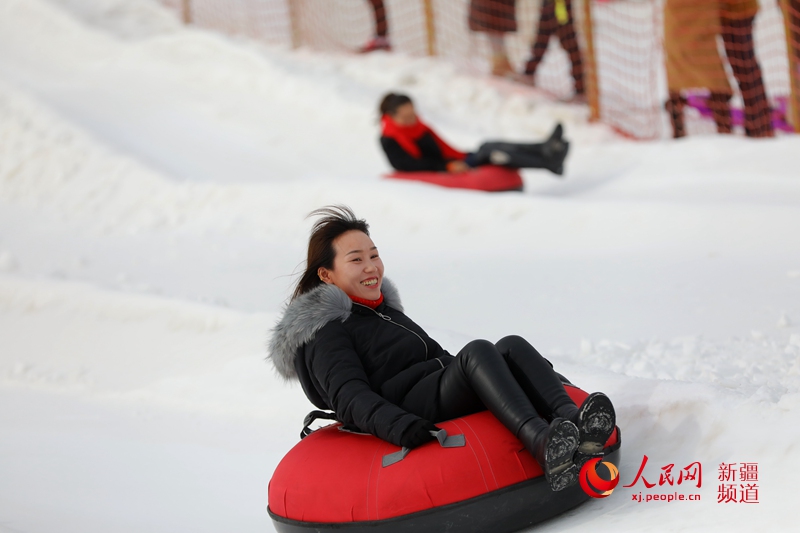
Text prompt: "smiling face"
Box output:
[[391, 102, 418, 127], [318, 230, 384, 300]]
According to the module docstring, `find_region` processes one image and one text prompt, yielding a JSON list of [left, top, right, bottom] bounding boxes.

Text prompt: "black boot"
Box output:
[[518, 417, 580, 491], [543, 140, 569, 176], [555, 392, 616, 469], [547, 123, 564, 143], [542, 126, 566, 159]]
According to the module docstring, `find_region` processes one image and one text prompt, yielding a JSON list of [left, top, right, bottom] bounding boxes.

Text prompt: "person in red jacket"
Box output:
[[379, 93, 569, 176]]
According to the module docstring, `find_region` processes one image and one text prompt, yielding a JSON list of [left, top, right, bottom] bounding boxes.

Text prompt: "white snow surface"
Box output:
[[1, 0, 799, 531]]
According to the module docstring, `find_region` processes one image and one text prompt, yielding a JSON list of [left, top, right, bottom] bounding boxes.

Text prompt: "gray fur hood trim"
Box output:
[[267, 278, 403, 380]]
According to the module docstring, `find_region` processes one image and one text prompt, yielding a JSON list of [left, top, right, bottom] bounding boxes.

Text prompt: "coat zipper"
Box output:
[[353, 303, 429, 361]]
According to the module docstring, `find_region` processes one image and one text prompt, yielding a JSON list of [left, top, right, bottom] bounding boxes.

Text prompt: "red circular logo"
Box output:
[[579, 458, 620, 498]]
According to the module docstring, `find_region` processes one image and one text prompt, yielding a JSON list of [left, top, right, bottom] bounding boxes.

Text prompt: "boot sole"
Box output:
[[544, 419, 579, 492], [574, 393, 616, 469]]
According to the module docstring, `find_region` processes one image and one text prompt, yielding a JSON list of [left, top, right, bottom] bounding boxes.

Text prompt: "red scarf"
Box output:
[[349, 292, 384, 309], [381, 115, 466, 161]]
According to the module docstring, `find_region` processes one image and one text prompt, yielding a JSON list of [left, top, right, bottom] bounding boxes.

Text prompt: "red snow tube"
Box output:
[[268, 384, 621, 533], [384, 165, 524, 192]]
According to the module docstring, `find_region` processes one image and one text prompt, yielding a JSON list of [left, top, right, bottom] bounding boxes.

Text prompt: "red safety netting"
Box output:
[[589, 0, 664, 138], [155, 0, 799, 138], [158, 0, 293, 45]]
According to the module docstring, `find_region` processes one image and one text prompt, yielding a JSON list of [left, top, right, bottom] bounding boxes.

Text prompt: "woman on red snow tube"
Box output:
[[267, 205, 615, 499], [378, 92, 569, 176]]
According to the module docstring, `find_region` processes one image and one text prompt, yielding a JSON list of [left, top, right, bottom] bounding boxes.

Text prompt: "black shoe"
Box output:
[[569, 393, 616, 469], [520, 418, 580, 492], [542, 125, 565, 159]]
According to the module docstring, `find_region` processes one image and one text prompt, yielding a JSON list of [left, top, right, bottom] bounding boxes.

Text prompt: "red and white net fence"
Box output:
[[156, 0, 800, 139]]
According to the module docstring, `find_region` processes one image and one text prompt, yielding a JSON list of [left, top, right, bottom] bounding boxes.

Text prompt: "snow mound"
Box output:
[[45, 0, 181, 39], [0, 274, 308, 422], [565, 336, 800, 403]]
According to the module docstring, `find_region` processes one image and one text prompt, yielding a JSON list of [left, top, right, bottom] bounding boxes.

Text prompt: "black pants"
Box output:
[[469, 141, 549, 169], [400, 335, 575, 438]]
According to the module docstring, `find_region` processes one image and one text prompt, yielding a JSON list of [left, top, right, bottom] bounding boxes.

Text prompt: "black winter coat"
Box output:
[[268, 279, 454, 447], [380, 133, 452, 172]]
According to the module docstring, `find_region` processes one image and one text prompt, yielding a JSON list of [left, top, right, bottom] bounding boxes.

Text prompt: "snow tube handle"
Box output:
[[382, 429, 465, 467], [434, 428, 466, 448], [300, 410, 338, 439], [382, 447, 410, 467]]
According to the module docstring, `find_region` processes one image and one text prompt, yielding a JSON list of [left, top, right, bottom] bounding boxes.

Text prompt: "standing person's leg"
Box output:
[[524, 0, 558, 76], [555, 0, 585, 95], [369, 0, 388, 37], [721, 16, 774, 137], [468, 0, 517, 76], [665, 91, 687, 138], [495, 335, 616, 468], [709, 91, 734, 134], [359, 0, 390, 53], [402, 339, 580, 491]]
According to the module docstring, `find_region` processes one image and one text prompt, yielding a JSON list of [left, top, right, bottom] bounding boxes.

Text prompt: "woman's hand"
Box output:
[[446, 160, 470, 174], [400, 419, 439, 449]]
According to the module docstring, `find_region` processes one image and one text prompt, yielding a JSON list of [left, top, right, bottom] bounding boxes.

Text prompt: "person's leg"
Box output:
[[368, 0, 388, 38], [495, 335, 576, 417], [555, 0, 585, 95], [665, 91, 686, 138], [426, 339, 580, 491], [721, 16, 774, 137], [434, 340, 543, 429], [359, 0, 390, 53], [474, 123, 562, 162], [473, 142, 552, 170], [524, 0, 558, 76], [709, 91, 733, 134], [471, 124, 567, 173], [476, 140, 568, 175], [496, 335, 616, 469]]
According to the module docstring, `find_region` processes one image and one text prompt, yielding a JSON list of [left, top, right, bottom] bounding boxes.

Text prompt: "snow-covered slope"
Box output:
[[1, 0, 799, 531]]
